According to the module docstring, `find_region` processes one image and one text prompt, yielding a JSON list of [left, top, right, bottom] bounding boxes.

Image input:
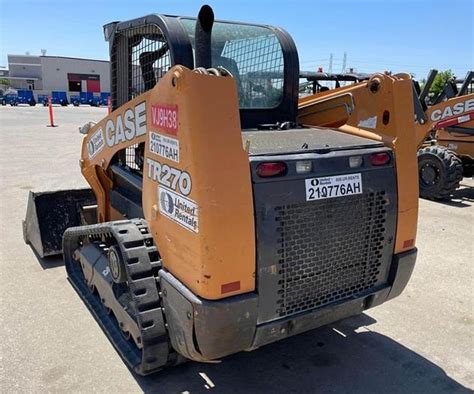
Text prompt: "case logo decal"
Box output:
[[430, 99, 474, 122], [105, 101, 147, 147]]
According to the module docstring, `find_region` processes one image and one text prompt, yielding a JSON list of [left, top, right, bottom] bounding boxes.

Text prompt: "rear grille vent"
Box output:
[[275, 191, 388, 317]]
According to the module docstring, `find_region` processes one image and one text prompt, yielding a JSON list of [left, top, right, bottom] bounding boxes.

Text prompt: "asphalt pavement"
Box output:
[[0, 105, 472, 393]]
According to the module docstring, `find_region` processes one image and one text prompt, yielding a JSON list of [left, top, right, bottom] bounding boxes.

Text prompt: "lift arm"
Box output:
[[298, 73, 419, 255]]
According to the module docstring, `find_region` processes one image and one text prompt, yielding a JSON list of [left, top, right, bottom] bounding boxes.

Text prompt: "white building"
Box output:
[[6, 54, 110, 98]]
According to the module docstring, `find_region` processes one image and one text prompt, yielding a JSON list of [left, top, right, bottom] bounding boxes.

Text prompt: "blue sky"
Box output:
[[1, 0, 472, 79]]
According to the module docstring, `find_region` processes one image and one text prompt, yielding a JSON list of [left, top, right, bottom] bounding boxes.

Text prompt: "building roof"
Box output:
[[40, 55, 109, 63], [7, 54, 110, 64], [4, 76, 40, 81]]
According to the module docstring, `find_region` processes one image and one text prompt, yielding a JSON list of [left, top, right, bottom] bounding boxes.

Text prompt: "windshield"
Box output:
[[180, 19, 284, 109]]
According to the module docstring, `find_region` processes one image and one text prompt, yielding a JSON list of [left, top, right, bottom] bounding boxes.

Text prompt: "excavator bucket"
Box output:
[[22, 189, 97, 258]]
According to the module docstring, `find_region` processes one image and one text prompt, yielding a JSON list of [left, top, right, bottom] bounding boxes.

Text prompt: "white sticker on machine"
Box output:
[[88, 128, 105, 159], [158, 185, 198, 233], [149, 132, 180, 163], [305, 173, 363, 201], [357, 116, 377, 129]]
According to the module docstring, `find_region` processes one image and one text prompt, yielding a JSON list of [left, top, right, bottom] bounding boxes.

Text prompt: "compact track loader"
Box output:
[[23, 6, 418, 375]]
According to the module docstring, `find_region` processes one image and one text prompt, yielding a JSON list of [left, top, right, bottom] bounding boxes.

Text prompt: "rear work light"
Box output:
[[296, 160, 312, 174], [256, 162, 287, 177], [349, 156, 363, 168], [370, 152, 391, 166]]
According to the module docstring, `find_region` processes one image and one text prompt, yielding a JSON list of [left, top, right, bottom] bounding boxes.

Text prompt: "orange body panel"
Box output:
[[79, 66, 255, 300], [79, 93, 151, 222], [298, 74, 419, 254], [435, 128, 474, 159], [143, 67, 255, 300], [414, 94, 474, 149]]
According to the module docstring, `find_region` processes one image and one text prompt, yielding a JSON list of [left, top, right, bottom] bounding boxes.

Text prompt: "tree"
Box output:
[[430, 69, 454, 98]]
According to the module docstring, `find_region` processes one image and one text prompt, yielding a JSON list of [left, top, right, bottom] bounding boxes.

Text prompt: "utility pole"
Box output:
[[341, 52, 347, 73], [329, 53, 333, 73]]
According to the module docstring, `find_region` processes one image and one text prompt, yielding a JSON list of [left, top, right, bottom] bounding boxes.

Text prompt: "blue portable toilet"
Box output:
[[92, 94, 101, 106], [8, 94, 19, 105], [80, 92, 94, 105], [51, 91, 69, 106], [1, 93, 18, 105], [16, 90, 36, 106], [37, 94, 49, 106], [100, 92, 110, 106], [70, 95, 80, 106]]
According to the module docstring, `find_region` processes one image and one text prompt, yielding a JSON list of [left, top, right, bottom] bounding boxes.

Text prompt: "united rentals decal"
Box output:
[[88, 128, 105, 159], [88, 101, 146, 158], [158, 185, 198, 233]]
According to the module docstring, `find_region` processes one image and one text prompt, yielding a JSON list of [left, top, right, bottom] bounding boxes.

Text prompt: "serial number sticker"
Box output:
[[149, 132, 180, 163], [305, 173, 363, 201]]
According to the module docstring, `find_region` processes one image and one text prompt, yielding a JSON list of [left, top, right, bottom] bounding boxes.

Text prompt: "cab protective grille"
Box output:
[[275, 191, 388, 317]]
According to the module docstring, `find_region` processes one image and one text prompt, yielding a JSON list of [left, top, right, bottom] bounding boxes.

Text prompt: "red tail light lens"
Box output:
[[256, 162, 287, 177], [370, 152, 390, 166]]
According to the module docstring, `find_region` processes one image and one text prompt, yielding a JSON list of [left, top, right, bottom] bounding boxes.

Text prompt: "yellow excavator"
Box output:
[[23, 5, 419, 375], [300, 70, 474, 200]]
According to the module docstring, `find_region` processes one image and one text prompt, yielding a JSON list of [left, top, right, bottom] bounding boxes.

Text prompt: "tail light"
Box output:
[[256, 162, 287, 177], [370, 152, 390, 166]]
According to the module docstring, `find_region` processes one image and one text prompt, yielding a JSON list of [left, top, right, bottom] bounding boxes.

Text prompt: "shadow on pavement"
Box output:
[[135, 314, 471, 394], [431, 182, 474, 208], [29, 246, 64, 270]]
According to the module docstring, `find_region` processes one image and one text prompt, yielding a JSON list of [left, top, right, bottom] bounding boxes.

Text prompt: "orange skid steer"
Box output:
[[23, 5, 418, 375]]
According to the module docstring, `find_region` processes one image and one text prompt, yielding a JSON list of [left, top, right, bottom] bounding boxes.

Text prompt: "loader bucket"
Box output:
[[22, 189, 97, 258]]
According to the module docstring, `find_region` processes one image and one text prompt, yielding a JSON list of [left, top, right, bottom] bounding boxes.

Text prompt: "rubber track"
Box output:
[[63, 219, 174, 375]]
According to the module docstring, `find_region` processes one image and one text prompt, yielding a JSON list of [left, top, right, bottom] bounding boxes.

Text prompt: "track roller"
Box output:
[[108, 245, 127, 283]]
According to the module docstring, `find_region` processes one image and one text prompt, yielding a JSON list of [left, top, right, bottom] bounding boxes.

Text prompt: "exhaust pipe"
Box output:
[[195, 5, 214, 69]]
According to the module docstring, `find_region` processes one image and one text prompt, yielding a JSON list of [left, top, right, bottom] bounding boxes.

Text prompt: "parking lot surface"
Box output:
[[0, 105, 473, 393]]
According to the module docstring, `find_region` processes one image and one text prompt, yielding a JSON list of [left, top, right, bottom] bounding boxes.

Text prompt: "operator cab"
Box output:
[[104, 14, 299, 129]]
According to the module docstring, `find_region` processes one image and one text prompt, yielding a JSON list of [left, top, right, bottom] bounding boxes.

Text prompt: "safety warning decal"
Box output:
[[149, 132, 180, 163], [151, 103, 178, 135], [158, 185, 198, 233], [88, 128, 105, 159]]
